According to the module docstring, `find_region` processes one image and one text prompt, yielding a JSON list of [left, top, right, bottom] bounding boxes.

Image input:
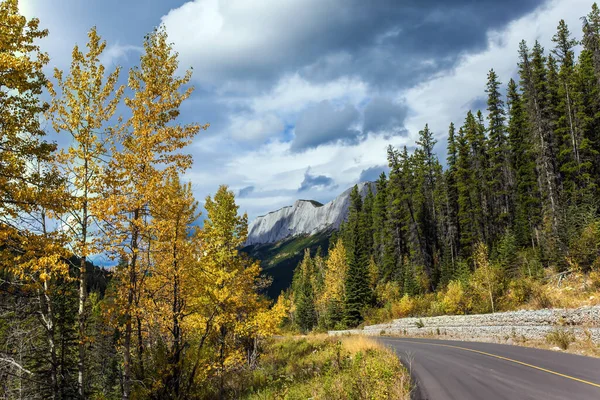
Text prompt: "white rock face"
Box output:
[[245, 182, 376, 246]]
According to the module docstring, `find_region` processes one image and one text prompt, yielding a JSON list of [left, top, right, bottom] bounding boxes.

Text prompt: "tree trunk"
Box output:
[[123, 208, 140, 400]]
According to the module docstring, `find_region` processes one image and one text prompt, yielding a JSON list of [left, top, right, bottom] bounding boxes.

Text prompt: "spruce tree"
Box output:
[[507, 79, 541, 247], [294, 250, 317, 332], [486, 69, 512, 239], [343, 186, 372, 327], [372, 172, 388, 267], [445, 122, 461, 273]]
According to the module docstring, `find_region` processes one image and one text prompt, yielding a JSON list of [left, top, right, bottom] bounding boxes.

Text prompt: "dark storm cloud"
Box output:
[[359, 165, 390, 183], [238, 186, 255, 198], [298, 168, 337, 192], [363, 97, 408, 134], [292, 101, 360, 151], [165, 0, 544, 90], [298, 0, 544, 89]]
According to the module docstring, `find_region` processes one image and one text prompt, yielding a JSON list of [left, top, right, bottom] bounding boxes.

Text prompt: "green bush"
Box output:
[[546, 328, 575, 350]]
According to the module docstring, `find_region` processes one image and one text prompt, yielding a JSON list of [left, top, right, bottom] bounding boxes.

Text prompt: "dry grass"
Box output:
[[339, 335, 386, 353], [243, 335, 412, 399], [525, 271, 600, 310]]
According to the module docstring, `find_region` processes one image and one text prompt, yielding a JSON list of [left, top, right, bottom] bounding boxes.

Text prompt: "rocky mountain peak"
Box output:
[[245, 182, 376, 246]]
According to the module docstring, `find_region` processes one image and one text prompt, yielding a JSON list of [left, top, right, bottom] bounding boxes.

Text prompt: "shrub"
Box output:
[[502, 277, 536, 309], [590, 271, 600, 291], [442, 280, 470, 315], [569, 219, 600, 272], [391, 294, 416, 318], [530, 283, 553, 309], [546, 328, 575, 350]]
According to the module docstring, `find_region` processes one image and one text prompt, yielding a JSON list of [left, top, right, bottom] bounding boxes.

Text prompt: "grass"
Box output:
[[237, 335, 411, 400], [546, 328, 576, 350]]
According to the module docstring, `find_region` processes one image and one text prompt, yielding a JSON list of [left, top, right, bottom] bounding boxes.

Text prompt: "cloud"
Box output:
[[161, 0, 544, 88], [298, 167, 336, 192], [99, 43, 143, 66], [249, 74, 368, 115], [363, 97, 408, 134], [292, 101, 360, 151], [238, 185, 255, 198], [228, 113, 284, 142], [359, 165, 390, 183], [402, 0, 590, 144]]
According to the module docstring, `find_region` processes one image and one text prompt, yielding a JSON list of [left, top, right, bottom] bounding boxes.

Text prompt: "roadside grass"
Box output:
[[239, 335, 411, 400], [546, 328, 576, 350]]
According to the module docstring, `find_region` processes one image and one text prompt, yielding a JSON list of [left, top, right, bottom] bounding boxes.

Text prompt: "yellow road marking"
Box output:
[[384, 338, 600, 389]]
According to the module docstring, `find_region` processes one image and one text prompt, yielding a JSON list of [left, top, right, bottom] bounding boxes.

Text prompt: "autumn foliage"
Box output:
[[0, 2, 284, 399]]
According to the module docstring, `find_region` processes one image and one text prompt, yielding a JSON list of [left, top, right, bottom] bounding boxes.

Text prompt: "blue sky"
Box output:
[[20, 0, 595, 221]]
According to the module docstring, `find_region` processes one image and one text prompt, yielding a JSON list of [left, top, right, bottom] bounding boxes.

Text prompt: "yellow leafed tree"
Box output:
[[0, 0, 53, 220], [47, 27, 124, 397], [0, 2, 72, 394], [97, 26, 207, 399], [317, 238, 348, 328], [144, 174, 200, 398], [186, 185, 274, 396]]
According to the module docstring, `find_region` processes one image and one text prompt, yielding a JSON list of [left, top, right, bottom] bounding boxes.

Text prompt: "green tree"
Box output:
[[507, 79, 541, 247], [486, 69, 512, 239], [344, 186, 372, 327]]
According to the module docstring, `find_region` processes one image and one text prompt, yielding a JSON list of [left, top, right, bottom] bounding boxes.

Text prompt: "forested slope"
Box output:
[[283, 6, 600, 333]]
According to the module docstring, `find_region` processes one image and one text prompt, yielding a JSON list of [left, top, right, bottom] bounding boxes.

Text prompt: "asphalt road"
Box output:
[[377, 337, 600, 400]]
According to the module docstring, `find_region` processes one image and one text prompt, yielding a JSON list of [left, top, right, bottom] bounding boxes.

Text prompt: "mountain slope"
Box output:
[[243, 181, 376, 297], [246, 181, 376, 246], [243, 231, 332, 298]]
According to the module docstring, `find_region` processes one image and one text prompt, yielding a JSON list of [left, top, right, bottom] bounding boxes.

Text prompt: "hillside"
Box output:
[[243, 230, 333, 298], [243, 181, 377, 297]]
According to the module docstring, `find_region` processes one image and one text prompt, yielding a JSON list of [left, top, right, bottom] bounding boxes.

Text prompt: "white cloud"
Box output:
[[99, 43, 143, 67], [161, 0, 340, 84], [228, 113, 285, 142], [402, 0, 590, 142], [250, 73, 368, 115]]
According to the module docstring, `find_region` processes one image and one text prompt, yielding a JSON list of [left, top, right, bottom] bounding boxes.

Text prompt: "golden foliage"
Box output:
[[0, 0, 52, 218]]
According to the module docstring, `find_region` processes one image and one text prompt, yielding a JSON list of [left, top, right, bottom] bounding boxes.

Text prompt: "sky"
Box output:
[[20, 0, 597, 222]]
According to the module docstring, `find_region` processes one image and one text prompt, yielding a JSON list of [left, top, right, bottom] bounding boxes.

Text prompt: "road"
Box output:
[[377, 337, 600, 400]]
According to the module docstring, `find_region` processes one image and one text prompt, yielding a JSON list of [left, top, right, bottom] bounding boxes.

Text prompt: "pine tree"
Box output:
[[486, 69, 512, 239], [344, 186, 372, 327], [456, 123, 478, 257], [445, 122, 460, 269], [362, 186, 375, 260], [294, 249, 317, 332], [507, 79, 541, 247], [552, 20, 582, 201], [372, 172, 388, 267], [414, 124, 442, 286]]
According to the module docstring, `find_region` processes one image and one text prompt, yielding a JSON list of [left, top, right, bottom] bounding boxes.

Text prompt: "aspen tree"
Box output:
[[99, 26, 206, 399], [48, 27, 124, 398]]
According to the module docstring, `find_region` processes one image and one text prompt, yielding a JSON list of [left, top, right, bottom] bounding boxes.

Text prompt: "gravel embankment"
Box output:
[[329, 306, 600, 343]]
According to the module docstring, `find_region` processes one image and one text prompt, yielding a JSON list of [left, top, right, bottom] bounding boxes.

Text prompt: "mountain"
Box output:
[[246, 181, 376, 246], [243, 181, 376, 297]]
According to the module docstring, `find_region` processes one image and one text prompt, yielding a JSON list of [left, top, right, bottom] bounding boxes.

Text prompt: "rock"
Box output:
[[245, 181, 376, 245], [329, 305, 600, 344]]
